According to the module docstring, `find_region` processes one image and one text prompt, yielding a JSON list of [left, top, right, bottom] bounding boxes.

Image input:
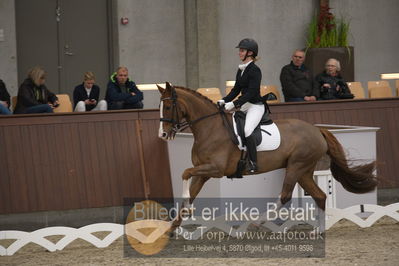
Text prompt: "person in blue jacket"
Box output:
[[105, 66, 143, 110], [0, 79, 11, 115]]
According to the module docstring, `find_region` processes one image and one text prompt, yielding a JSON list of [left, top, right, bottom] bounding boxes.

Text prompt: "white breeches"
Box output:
[[74, 100, 108, 112], [240, 102, 265, 137]]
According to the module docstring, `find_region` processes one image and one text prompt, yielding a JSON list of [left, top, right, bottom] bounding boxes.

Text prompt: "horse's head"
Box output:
[[158, 82, 186, 140]]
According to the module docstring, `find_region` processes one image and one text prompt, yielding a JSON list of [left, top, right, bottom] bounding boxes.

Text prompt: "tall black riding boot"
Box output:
[[245, 133, 258, 173]]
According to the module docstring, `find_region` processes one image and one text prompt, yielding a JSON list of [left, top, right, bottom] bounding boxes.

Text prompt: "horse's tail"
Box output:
[[320, 128, 378, 193]]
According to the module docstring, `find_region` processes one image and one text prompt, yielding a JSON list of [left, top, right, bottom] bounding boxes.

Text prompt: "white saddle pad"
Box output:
[[232, 113, 281, 152]]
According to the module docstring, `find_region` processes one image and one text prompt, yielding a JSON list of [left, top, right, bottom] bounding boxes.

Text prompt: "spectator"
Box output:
[[14, 66, 59, 114], [0, 79, 11, 115], [105, 67, 143, 110], [315, 58, 354, 100], [280, 49, 319, 102], [73, 71, 107, 112]]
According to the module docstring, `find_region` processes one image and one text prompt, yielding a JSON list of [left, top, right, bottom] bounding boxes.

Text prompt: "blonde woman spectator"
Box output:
[[14, 66, 59, 114], [73, 71, 107, 112]]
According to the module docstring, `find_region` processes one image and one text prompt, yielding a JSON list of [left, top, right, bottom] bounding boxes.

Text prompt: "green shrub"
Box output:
[[306, 6, 350, 48]]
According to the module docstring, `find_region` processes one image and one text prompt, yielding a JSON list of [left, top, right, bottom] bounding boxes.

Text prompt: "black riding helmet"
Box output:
[[236, 38, 258, 57]]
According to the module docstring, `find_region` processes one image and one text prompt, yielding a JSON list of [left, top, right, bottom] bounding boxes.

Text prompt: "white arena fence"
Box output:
[[1, 203, 398, 256]]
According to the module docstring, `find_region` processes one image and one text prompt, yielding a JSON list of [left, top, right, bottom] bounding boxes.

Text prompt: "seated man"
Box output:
[[0, 79, 11, 115], [280, 49, 319, 102], [106, 67, 143, 110]]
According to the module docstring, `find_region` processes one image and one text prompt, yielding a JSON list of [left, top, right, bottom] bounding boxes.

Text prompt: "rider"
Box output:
[[218, 38, 264, 173]]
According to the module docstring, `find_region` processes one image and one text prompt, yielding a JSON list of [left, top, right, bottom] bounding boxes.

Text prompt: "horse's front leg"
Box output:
[[171, 164, 220, 231], [189, 176, 210, 204], [181, 163, 221, 200]]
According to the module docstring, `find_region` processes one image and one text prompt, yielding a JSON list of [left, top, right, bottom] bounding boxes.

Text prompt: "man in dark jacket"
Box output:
[[280, 50, 319, 102], [0, 79, 11, 115], [105, 67, 143, 110]]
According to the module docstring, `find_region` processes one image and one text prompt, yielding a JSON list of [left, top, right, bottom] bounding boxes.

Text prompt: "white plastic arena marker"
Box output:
[[182, 179, 190, 199], [159, 101, 164, 138]]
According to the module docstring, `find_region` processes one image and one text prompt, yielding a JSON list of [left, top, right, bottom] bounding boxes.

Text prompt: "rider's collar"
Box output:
[[238, 60, 253, 71]]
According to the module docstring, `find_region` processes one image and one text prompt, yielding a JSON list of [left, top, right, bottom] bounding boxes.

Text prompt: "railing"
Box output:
[[1, 203, 398, 256]]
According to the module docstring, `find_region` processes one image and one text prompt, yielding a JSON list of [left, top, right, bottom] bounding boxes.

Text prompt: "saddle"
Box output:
[[222, 93, 281, 179], [227, 109, 281, 180], [233, 110, 273, 147]]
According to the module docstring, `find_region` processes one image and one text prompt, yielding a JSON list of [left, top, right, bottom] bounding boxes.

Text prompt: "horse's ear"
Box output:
[[157, 84, 165, 94], [165, 82, 173, 90]]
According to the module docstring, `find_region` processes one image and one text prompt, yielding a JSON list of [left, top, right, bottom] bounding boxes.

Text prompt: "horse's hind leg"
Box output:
[[280, 162, 319, 206], [279, 163, 309, 206], [298, 173, 327, 211], [298, 171, 327, 232]]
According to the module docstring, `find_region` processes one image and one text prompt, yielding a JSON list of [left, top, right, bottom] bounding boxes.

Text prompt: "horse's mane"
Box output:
[[174, 86, 218, 107]]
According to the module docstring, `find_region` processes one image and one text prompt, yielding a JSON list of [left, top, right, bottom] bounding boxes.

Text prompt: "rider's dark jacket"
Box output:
[[223, 61, 262, 108]]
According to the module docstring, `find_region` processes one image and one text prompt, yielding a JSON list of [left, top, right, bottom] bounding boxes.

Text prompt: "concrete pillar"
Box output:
[[184, 0, 199, 89], [0, 0, 18, 96], [197, 0, 220, 89], [184, 0, 221, 90]]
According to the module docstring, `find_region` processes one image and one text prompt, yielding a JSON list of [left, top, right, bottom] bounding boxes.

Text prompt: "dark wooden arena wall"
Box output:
[[0, 110, 172, 214], [0, 98, 398, 214]]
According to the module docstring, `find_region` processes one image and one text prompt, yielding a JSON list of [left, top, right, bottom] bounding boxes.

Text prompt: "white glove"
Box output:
[[217, 99, 225, 107], [224, 102, 235, 111]]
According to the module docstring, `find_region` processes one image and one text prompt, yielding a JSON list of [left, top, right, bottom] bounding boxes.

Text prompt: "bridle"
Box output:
[[160, 86, 239, 144], [159, 87, 222, 134]]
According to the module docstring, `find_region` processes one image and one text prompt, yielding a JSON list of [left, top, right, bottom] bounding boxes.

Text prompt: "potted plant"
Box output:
[[304, 0, 354, 82]]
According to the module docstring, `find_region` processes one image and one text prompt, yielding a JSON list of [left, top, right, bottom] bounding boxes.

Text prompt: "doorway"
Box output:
[[15, 0, 112, 98]]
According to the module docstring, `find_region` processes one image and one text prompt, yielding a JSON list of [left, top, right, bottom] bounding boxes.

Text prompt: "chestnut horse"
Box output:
[[158, 82, 377, 211]]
